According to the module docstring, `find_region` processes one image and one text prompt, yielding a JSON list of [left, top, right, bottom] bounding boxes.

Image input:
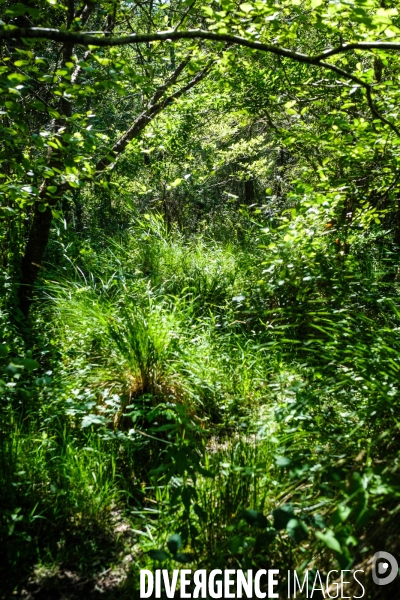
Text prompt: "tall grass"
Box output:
[[2, 211, 400, 596]]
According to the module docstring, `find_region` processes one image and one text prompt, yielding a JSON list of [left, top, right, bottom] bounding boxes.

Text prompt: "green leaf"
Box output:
[[315, 530, 342, 553], [169, 178, 182, 188], [29, 100, 46, 111], [311, 514, 326, 529], [6, 362, 24, 374], [275, 456, 291, 467], [355, 506, 376, 528], [286, 518, 309, 543], [81, 414, 107, 428], [240, 3, 254, 13], [20, 358, 39, 371], [174, 553, 194, 564], [167, 534, 182, 555], [272, 504, 295, 530], [242, 509, 269, 528], [229, 535, 244, 553], [147, 549, 169, 562], [5, 3, 30, 17], [331, 504, 351, 526], [35, 376, 52, 386], [0, 345, 9, 358], [7, 72, 30, 83], [255, 528, 277, 550]]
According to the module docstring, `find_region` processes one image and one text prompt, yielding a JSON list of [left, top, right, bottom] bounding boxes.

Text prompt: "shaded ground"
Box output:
[[16, 567, 129, 600], [5, 508, 400, 599], [342, 507, 400, 600], [3, 511, 139, 600]]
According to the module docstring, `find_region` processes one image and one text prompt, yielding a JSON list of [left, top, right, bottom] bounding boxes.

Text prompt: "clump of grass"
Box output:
[[43, 218, 269, 431], [49, 290, 193, 427], [48, 279, 276, 435], [110, 214, 253, 311]]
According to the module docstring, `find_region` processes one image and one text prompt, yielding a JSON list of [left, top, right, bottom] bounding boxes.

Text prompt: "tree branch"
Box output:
[[173, 0, 197, 33], [4, 27, 400, 136], [2, 27, 400, 59], [314, 41, 400, 61], [318, 60, 400, 137], [96, 61, 213, 171], [149, 54, 192, 106]]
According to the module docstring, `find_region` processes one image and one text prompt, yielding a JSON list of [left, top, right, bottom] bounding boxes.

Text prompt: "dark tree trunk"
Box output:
[[18, 204, 53, 316], [244, 179, 255, 205], [393, 201, 400, 247]]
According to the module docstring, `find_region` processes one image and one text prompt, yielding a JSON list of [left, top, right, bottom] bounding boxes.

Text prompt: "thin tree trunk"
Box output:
[[18, 205, 53, 316]]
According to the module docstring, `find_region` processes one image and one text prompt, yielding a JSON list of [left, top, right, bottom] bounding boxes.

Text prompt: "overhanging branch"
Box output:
[[2, 26, 400, 60], [2, 26, 400, 135]]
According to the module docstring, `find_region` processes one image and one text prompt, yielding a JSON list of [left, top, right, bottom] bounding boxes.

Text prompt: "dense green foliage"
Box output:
[[1, 0, 400, 597]]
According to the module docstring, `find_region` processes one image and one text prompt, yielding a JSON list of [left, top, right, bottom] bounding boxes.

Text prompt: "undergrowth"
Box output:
[[1, 212, 400, 597]]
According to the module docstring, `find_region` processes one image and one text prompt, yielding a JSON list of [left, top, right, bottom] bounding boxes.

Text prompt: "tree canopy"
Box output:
[[2, 0, 400, 311]]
